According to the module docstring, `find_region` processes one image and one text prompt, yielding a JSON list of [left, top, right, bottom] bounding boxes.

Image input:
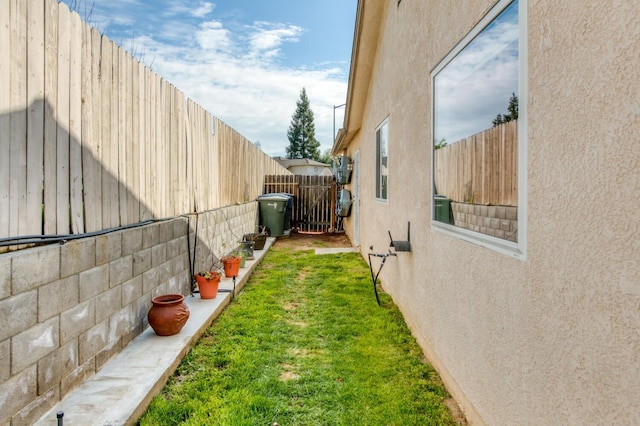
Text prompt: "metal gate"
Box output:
[[263, 175, 343, 233]]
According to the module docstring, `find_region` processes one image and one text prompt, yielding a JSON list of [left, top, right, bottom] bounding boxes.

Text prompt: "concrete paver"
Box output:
[[314, 247, 358, 255]]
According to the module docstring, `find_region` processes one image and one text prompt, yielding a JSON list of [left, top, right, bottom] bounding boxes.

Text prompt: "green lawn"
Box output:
[[138, 246, 457, 425]]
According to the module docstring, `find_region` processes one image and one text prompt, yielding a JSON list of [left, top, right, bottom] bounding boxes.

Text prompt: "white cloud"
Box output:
[[131, 21, 347, 156], [248, 22, 304, 61], [163, 0, 215, 18], [196, 21, 233, 53], [80, 1, 349, 156], [191, 2, 214, 18]]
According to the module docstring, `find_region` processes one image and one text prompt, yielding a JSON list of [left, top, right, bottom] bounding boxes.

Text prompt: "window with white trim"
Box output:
[[431, 0, 526, 258], [376, 118, 389, 201]]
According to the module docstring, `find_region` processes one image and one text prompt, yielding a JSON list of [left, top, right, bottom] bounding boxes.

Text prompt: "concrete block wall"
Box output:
[[451, 201, 518, 242], [191, 204, 260, 273], [0, 202, 258, 425]]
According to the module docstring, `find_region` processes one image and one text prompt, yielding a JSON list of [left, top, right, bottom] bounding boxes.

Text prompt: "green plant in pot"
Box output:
[[239, 240, 255, 260], [221, 255, 241, 278], [243, 227, 267, 250], [194, 270, 222, 299]]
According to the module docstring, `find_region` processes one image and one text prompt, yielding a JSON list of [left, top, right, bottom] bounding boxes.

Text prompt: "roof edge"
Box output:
[[331, 0, 385, 155]]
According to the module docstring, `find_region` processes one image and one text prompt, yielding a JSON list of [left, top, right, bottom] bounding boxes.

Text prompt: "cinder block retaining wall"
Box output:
[[451, 201, 518, 242], [0, 202, 258, 425]]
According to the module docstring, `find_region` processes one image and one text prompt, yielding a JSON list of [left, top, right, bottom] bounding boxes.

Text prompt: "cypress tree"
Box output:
[[286, 88, 321, 160], [492, 92, 519, 127]]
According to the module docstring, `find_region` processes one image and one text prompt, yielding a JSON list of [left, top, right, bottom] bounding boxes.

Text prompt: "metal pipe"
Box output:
[[0, 204, 234, 248], [190, 214, 200, 295], [0, 219, 162, 247], [187, 216, 194, 296], [333, 103, 346, 142], [367, 250, 396, 306]]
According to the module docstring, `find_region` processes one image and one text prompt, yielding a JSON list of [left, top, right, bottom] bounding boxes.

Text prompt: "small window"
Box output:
[[431, 0, 526, 258], [376, 118, 389, 201]]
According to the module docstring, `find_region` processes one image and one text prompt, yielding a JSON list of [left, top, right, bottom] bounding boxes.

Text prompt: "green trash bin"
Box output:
[[257, 194, 290, 236], [434, 195, 452, 224]]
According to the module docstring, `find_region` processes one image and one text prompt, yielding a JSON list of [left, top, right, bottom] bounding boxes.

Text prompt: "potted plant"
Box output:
[[239, 240, 255, 260], [221, 255, 241, 278], [243, 227, 267, 250], [194, 270, 222, 299]]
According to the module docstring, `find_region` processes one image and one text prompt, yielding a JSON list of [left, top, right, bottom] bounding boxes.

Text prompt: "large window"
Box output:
[[376, 118, 389, 200], [432, 0, 526, 257]]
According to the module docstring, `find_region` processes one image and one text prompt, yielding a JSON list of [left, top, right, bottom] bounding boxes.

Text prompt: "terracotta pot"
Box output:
[[148, 294, 190, 336], [195, 273, 221, 299], [222, 255, 241, 278]]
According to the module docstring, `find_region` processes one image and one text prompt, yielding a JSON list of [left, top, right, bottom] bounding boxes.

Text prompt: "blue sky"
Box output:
[[66, 0, 356, 156]]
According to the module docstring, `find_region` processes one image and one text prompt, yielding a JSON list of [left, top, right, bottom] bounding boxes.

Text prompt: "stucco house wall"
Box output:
[[335, 1, 639, 424]]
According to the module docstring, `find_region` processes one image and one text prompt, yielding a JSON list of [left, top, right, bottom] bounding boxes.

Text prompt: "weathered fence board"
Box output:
[[27, 0, 45, 235], [117, 45, 128, 226], [125, 47, 137, 224], [84, 27, 102, 232], [176, 91, 188, 214], [109, 39, 120, 227], [434, 120, 517, 206], [128, 51, 136, 220], [69, 10, 83, 233], [0, 0, 10, 239], [10, 0, 28, 238], [100, 36, 112, 228], [139, 63, 148, 216], [43, 0, 56, 234], [56, 2, 70, 234]]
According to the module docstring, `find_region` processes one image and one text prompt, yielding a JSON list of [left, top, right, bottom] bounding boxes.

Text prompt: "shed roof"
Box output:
[[272, 156, 331, 169]]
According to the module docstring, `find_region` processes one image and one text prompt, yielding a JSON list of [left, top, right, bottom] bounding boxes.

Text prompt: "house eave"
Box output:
[[331, 0, 385, 155]]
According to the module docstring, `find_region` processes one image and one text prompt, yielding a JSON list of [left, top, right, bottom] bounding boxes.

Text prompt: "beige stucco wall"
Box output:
[[340, 1, 639, 424]]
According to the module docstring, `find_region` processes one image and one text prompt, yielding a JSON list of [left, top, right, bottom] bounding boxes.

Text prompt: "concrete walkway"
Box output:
[[314, 247, 358, 255], [34, 238, 276, 426]]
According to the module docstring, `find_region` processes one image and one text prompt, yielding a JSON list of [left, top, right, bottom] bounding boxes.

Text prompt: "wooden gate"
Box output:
[[263, 175, 342, 233]]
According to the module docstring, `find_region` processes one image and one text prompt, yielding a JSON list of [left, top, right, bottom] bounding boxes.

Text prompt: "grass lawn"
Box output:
[[138, 244, 458, 425]]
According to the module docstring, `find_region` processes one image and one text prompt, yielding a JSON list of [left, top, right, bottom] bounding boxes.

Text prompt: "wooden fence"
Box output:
[[0, 0, 289, 249], [434, 120, 518, 206], [264, 175, 341, 233]]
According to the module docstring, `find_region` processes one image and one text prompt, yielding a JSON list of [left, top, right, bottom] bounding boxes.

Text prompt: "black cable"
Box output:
[[0, 201, 251, 249], [0, 219, 165, 247]]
